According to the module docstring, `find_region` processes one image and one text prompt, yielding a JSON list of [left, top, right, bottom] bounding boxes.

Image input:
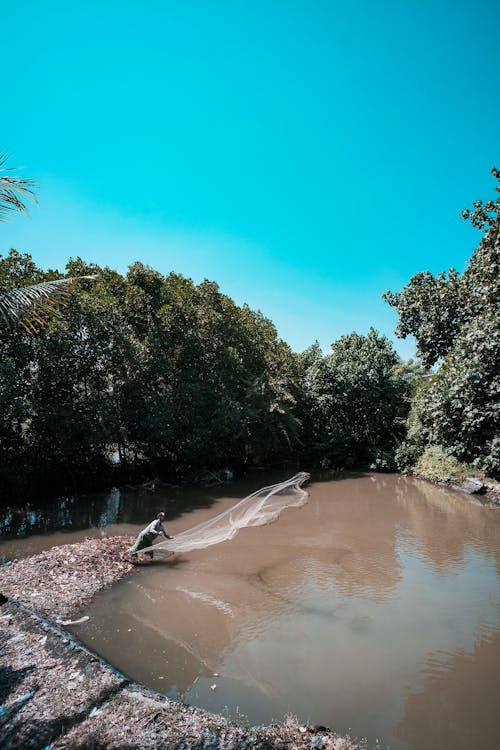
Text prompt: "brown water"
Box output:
[[4, 473, 500, 749]]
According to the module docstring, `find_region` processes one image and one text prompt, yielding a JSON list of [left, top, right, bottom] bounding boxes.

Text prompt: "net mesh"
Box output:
[[142, 471, 310, 556]]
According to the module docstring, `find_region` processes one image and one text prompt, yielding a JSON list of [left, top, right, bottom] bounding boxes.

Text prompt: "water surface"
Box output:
[[2, 473, 500, 749]]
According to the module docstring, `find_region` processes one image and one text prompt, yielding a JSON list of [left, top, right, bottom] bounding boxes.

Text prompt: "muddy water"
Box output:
[[3, 474, 500, 749]]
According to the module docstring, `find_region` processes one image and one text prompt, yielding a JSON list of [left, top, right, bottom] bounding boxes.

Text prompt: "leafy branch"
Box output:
[[0, 151, 38, 221], [0, 276, 97, 333]]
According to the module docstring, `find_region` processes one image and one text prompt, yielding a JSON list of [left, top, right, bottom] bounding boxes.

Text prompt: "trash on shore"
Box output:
[[0, 690, 35, 724], [56, 615, 90, 626]]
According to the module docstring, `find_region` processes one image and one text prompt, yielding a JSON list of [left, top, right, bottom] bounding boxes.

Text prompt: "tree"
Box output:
[[298, 329, 416, 468], [0, 152, 37, 221], [0, 275, 95, 332], [420, 313, 499, 474], [0, 154, 93, 334], [0, 250, 304, 497], [385, 168, 500, 476], [383, 269, 462, 369]]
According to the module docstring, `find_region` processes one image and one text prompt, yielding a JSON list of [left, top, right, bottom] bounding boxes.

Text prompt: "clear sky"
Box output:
[[2, 0, 499, 358]]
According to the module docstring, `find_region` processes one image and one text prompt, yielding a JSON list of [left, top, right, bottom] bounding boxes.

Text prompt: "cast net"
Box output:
[[142, 471, 310, 556]]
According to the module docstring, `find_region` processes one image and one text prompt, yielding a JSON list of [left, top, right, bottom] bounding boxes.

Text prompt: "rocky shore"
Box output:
[[0, 537, 358, 750]]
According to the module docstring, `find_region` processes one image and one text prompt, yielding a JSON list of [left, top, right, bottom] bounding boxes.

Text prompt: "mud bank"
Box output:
[[0, 539, 357, 750]]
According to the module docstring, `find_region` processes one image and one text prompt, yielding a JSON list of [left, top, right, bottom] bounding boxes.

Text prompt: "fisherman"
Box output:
[[129, 512, 173, 560]]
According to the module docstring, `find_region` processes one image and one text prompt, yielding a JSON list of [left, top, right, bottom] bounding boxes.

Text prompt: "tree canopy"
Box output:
[[0, 249, 418, 498], [4, 152, 497, 497], [297, 329, 418, 469], [385, 168, 500, 476]]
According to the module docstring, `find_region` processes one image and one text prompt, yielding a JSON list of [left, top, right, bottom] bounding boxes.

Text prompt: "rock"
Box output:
[[460, 477, 486, 495]]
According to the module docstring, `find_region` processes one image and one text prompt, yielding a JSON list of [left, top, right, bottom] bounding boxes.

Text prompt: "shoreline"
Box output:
[[409, 472, 500, 507], [2, 474, 497, 748], [0, 537, 356, 750]]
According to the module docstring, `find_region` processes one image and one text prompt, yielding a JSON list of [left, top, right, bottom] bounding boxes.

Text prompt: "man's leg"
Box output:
[[129, 533, 144, 556]]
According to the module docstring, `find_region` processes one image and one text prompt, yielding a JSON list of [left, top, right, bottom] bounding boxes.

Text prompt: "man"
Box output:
[[129, 512, 173, 560]]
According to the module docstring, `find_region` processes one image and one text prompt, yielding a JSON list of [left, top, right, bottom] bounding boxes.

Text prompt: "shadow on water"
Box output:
[[131, 556, 189, 568], [0, 468, 318, 557], [0, 487, 214, 541]]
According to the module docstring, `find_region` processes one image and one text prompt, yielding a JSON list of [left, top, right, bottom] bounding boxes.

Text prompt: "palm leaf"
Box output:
[[0, 276, 97, 332], [0, 151, 38, 221]]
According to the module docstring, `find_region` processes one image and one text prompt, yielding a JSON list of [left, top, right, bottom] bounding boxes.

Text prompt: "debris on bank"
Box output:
[[0, 600, 359, 750], [53, 686, 359, 750], [427, 475, 500, 506], [0, 536, 135, 619], [0, 537, 360, 749], [0, 600, 125, 750]]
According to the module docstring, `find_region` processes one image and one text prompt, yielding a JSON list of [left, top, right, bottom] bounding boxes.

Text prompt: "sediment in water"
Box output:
[[0, 538, 356, 749]]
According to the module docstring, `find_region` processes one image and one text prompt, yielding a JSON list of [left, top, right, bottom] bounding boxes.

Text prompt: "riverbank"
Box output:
[[0, 538, 357, 750], [409, 446, 500, 505], [408, 470, 500, 507], [0, 536, 135, 619]]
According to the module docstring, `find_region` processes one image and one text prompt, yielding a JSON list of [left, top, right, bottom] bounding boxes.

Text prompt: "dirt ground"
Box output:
[[0, 537, 359, 750]]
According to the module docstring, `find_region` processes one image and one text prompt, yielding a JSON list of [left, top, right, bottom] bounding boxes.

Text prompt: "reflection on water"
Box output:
[[2, 473, 500, 749], [396, 630, 500, 749], [0, 472, 287, 561], [0, 485, 212, 543]]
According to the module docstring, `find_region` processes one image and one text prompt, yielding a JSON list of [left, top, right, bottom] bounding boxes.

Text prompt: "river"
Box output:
[[1, 472, 499, 750]]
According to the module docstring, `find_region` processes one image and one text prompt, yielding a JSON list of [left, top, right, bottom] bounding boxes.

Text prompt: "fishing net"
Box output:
[[141, 472, 310, 556]]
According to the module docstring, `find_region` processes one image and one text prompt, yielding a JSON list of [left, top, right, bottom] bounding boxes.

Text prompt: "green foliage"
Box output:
[[0, 153, 37, 222], [297, 329, 417, 469], [413, 445, 480, 484], [0, 252, 303, 495], [383, 269, 462, 368], [419, 314, 499, 471], [393, 377, 434, 471], [385, 168, 500, 477], [0, 247, 420, 497]]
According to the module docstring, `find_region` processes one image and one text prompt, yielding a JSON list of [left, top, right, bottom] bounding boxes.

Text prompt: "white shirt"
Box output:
[[142, 519, 164, 538]]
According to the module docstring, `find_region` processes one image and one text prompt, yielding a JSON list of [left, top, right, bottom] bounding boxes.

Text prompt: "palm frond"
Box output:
[[0, 151, 38, 221], [0, 276, 97, 332]]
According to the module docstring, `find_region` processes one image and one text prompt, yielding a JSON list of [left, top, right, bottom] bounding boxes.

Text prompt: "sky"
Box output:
[[2, 0, 499, 358]]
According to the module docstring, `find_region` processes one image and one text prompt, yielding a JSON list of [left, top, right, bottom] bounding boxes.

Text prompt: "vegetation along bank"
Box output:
[[1, 168, 498, 503]]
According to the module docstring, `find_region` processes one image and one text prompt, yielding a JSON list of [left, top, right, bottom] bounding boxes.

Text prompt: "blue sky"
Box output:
[[2, 0, 499, 358]]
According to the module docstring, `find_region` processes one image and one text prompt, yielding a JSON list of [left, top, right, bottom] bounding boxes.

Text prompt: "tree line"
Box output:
[[0, 163, 498, 500], [0, 251, 419, 498]]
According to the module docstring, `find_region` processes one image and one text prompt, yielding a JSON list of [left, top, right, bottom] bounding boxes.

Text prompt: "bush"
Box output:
[[394, 440, 425, 472], [413, 445, 481, 484]]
